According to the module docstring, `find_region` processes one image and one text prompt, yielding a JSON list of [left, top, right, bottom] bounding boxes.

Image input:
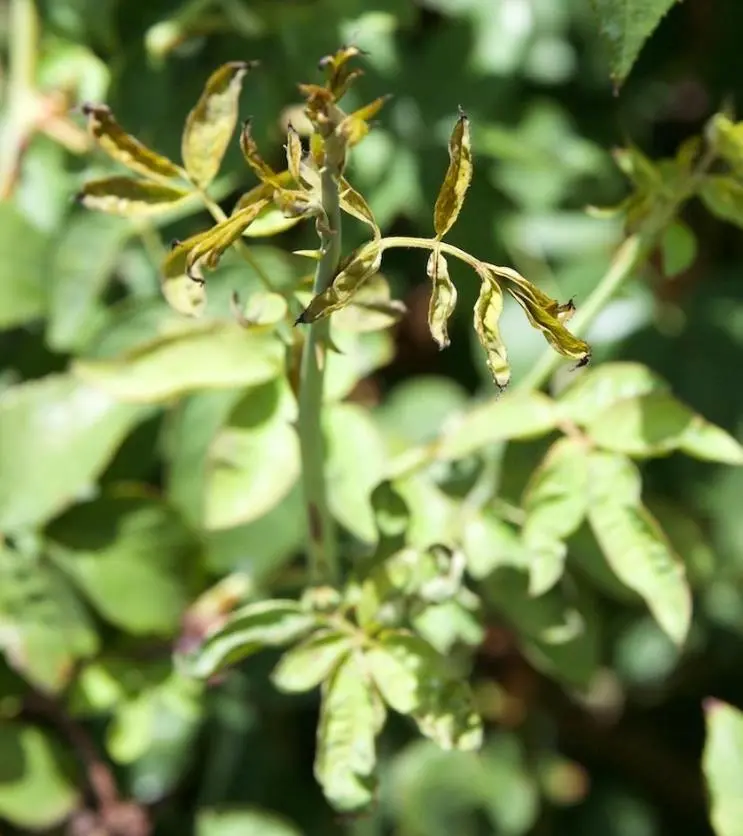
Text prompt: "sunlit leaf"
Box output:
[[337, 96, 391, 148], [315, 652, 378, 812], [83, 102, 182, 180], [339, 177, 380, 238], [586, 451, 691, 645], [77, 176, 190, 216], [434, 109, 473, 239], [703, 700, 743, 836], [708, 114, 743, 177], [473, 275, 509, 388], [699, 175, 743, 230], [197, 807, 303, 836], [271, 630, 352, 693], [427, 249, 457, 349], [182, 61, 255, 187], [186, 599, 317, 678], [589, 0, 680, 86]]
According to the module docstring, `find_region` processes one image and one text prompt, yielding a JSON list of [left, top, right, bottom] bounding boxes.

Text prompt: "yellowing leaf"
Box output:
[[184, 200, 269, 274], [76, 177, 190, 216], [339, 177, 380, 238], [473, 275, 510, 388], [285, 123, 303, 181], [240, 119, 281, 185], [319, 45, 364, 99], [297, 241, 382, 323], [161, 272, 207, 318], [82, 103, 182, 180], [337, 96, 391, 148], [709, 114, 743, 177], [426, 249, 457, 349], [433, 109, 473, 239], [182, 61, 255, 187]]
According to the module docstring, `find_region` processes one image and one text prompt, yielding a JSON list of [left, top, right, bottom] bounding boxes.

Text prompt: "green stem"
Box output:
[[297, 165, 342, 584]]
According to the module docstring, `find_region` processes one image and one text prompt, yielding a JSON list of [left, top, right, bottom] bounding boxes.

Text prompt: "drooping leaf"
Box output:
[[0, 204, 48, 330], [558, 362, 669, 425], [473, 276, 510, 388], [0, 375, 147, 530], [433, 109, 473, 239], [586, 451, 691, 645], [702, 700, 743, 836], [339, 177, 381, 239], [73, 324, 283, 403], [186, 599, 318, 679], [435, 391, 559, 461], [0, 724, 79, 830], [699, 175, 743, 230], [589, 0, 680, 86], [427, 249, 457, 349], [660, 220, 697, 277], [0, 547, 98, 691], [315, 652, 378, 812], [82, 103, 182, 180], [76, 177, 191, 216], [271, 630, 352, 693], [297, 241, 382, 323], [522, 437, 590, 595], [182, 61, 255, 187]]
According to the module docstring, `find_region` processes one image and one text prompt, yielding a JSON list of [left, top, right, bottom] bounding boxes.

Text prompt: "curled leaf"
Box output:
[[184, 199, 268, 275], [286, 123, 303, 182], [76, 177, 190, 216], [182, 61, 256, 187], [297, 241, 382, 323], [473, 273, 510, 388], [318, 45, 364, 99], [433, 109, 473, 240], [339, 177, 380, 239], [426, 249, 457, 349], [240, 119, 282, 185], [82, 103, 182, 180], [337, 96, 391, 148]]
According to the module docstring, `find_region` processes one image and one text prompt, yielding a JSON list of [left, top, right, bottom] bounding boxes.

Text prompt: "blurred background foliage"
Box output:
[[3, 0, 743, 834]]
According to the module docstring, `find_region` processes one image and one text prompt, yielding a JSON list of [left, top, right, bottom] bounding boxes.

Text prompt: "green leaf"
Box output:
[[197, 807, 303, 836], [433, 109, 473, 239], [708, 114, 743, 178], [187, 599, 317, 678], [0, 547, 98, 691], [589, 0, 680, 86], [586, 451, 691, 645], [703, 700, 743, 836], [660, 220, 697, 277], [46, 496, 195, 635], [426, 249, 457, 349], [558, 362, 669, 425], [204, 381, 300, 530], [77, 177, 191, 216], [0, 204, 48, 330], [435, 391, 559, 461], [678, 418, 743, 465], [0, 375, 147, 531], [242, 205, 303, 238], [73, 324, 284, 403], [314, 652, 378, 812], [0, 724, 78, 829], [271, 630, 352, 693], [522, 437, 590, 595], [182, 61, 255, 187], [325, 403, 387, 543], [462, 512, 529, 579], [700, 176, 743, 230], [47, 213, 132, 351]]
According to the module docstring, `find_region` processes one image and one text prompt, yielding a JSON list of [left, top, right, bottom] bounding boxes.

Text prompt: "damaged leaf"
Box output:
[[426, 249, 457, 349], [433, 109, 473, 239], [473, 273, 510, 388], [76, 177, 190, 216]]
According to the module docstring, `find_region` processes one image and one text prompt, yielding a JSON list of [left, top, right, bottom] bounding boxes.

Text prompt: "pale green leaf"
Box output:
[[271, 630, 351, 693], [242, 204, 303, 237], [436, 391, 559, 461], [703, 700, 743, 836], [0, 375, 147, 530], [660, 220, 697, 277], [315, 652, 378, 812], [709, 114, 743, 177], [679, 419, 743, 465], [462, 513, 529, 580], [73, 324, 284, 403], [700, 176, 743, 230], [197, 807, 303, 836], [182, 61, 254, 187], [0, 205, 48, 330], [587, 451, 691, 645], [0, 724, 79, 830], [187, 599, 317, 678], [589, 0, 680, 85]]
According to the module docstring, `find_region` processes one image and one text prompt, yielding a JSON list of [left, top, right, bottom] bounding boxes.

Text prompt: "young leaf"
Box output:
[[182, 61, 255, 187], [297, 241, 382, 323], [319, 45, 364, 99], [660, 220, 697, 277], [427, 249, 457, 349], [337, 96, 391, 148], [271, 630, 352, 694], [708, 114, 743, 177], [315, 652, 378, 812], [186, 599, 318, 678], [522, 437, 590, 596], [586, 451, 691, 645], [433, 109, 473, 239], [76, 177, 190, 216], [82, 103, 182, 180], [699, 176, 743, 230], [702, 700, 743, 836], [473, 276, 510, 388], [589, 0, 679, 87]]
